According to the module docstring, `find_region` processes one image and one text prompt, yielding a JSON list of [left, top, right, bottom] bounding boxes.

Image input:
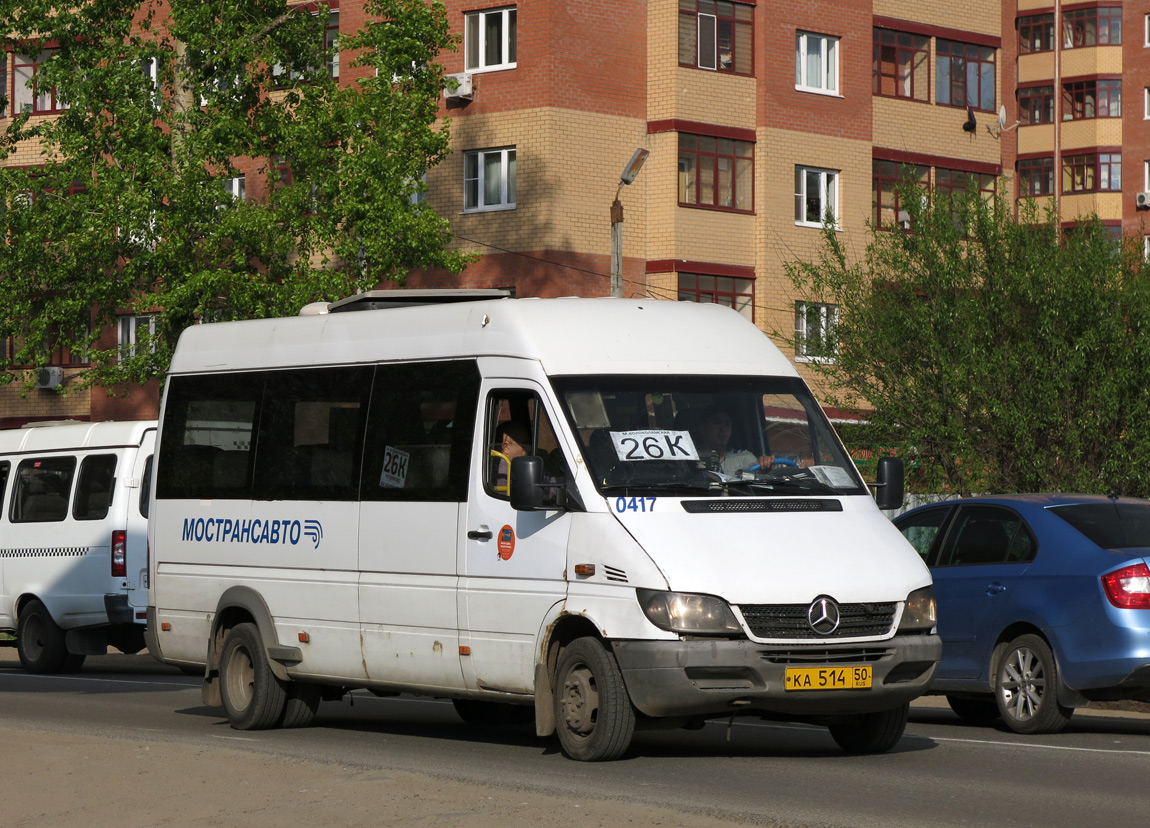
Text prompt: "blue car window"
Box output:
[[939, 505, 1035, 567], [1050, 502, 1150, 549], [895, 506, 950, 562]]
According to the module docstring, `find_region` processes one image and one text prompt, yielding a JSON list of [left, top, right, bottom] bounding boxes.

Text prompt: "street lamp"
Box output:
[[610, 148, 649, 298]]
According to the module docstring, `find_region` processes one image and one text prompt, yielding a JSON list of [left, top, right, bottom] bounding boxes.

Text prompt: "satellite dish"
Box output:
[[997, 105, 1008, 130]]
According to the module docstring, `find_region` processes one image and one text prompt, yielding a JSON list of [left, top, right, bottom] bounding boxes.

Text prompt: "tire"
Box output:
[[280, 682, 321, 729], [17, 599, 70, 674], [995, 634, 1073, 734], [218, 622, 287, 731], [62, 652, 87, 672], [553, 637, 636, 762], [946, 694, 1000, 722], [827, 703, 909, 753]]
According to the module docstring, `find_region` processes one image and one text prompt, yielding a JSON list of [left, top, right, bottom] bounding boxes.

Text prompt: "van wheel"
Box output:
[[280, 682, 322, 729], [827, 704, 909, 753], [219, 622, 287, 730], [554, 637, 636, 761], [17, 599, 69, 674], [995, 635, 1073, 734]]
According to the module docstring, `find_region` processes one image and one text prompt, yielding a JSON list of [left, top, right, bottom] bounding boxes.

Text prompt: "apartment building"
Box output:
[[0, 1, 1145, 425]]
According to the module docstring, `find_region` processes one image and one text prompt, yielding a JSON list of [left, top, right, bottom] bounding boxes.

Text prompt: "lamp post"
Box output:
[[610, 148, 649, 298]]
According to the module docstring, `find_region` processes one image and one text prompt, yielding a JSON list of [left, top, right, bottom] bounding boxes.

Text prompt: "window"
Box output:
[[0, 64, 7, 117], [465, 7, 517, 72], [795, 301, 838, 362], [1063, 152, 1121, 193], [794, 166, 839, 227], [795, 31, 839, 95], [872, 160, 928, 229], [678, 0, 753, 74], [11, 456, 76, 523], [1145, 13, 1150, 46], [464, 147, 515, 211], [362, 361, 480, 503], [252, 366, 370, 501], [1063, 79, 1121, 120], [1018, 85, 1054, 125], [1145, 88, 1150, 119], [936, 505, 1036, 567], [895, 506, 949, 561], [935, 168, 995, 201], [677, 273, 754, 321], [73, 455, 117, 521], [1062, 7, 1122, 48], [8, 323, 90, 368], [1017, 157, 1055, 197], [1018, 13, 1055, 54], [326, 11, 340, 78], [936, 39, 995, 112], [224, 175, 245, 202], [872, 28, 929, 101], [483, 390, 567, 507], [677, 134, 753, 211], [273, 10, 338, 85], [118, 314, 157, 359], [13, 50, 69, 115]]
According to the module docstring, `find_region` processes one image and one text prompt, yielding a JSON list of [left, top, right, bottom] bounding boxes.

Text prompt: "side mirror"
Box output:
[[510, 455, 569, 511], [872, 457, 905, 511]]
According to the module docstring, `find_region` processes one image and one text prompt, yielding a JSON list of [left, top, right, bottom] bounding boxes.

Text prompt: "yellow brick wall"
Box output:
[[1060, 46, 1124, 78], [1061, 192, 1123, 222], [874, 0, 1002, 37], [0, 375, 90, 422], [1060, 119, 1124, 153]]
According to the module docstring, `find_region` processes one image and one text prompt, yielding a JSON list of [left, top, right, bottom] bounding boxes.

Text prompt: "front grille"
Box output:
[[739, 602, 897, 640], [760, 647, 896, 665]]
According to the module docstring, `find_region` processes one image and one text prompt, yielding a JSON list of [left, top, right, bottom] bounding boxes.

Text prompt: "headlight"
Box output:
[[636, 589, 743, 635], [898, 586, 937, 632]]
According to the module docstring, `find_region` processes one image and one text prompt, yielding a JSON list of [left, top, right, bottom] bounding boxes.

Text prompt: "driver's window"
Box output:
[[484, 391, 566, 502]]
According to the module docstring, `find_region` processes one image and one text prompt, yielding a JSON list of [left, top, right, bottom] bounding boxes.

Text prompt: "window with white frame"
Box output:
[[795, 31, 839, 95], [1145, 87, 1149, 119], [464, 147, 516, 211], [795, 301, 838, 362], [0, 64, 7, 118], [326, 11, 340, 78], [408, 172, 428, 206], [118, 314, 157, 359], [465, 7, 517, 72], [794, 166, 839, 227], [225, 175, 245, 201]]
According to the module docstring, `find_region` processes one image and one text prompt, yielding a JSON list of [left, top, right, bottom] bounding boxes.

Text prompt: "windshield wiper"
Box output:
[[742, 476, 838, 495]]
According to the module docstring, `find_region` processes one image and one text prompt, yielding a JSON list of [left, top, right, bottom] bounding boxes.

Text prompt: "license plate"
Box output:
[[784, 665, 872, 691]]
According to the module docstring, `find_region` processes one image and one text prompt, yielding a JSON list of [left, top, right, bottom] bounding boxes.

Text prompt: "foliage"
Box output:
[[0, 0, 469, 388], [787, 182, 1150, 497]]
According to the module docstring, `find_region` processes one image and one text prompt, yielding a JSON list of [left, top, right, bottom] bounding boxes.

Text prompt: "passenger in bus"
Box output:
[[694, 407, 772, 475], [493, 420, 531, 492]]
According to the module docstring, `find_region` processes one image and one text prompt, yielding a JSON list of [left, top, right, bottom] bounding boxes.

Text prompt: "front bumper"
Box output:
[[612, 634, 941, 718]]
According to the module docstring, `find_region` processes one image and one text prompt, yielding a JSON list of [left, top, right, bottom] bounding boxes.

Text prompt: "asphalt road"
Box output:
[[4, 649, 1150, 828]]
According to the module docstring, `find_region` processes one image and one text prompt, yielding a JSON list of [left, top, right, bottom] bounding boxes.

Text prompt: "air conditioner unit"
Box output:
[[1137, 191, 1150, 210], [443, 72, 473, 101], [34, 367, 64, 390]]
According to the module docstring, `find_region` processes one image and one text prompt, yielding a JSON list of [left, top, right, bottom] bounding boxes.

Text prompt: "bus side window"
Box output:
[[73, 454, 117, 521], [0, 461, 9, 520], [361, 360, 481, 503], [12, 456, 77, 523]]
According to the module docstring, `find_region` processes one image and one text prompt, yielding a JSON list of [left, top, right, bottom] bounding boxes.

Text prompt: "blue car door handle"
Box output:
[[986, 583, 1007, 595]]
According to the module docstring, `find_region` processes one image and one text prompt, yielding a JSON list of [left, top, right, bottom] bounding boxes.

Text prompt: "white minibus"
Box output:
[[0, 419, 155, 672], [146, 293, 939, 760]]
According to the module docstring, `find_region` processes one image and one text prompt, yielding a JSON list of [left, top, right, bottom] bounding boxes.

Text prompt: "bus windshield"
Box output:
[[550, 375, 866, 498]]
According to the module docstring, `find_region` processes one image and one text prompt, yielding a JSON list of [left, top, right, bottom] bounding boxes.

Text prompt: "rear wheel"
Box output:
[[219, 622, 287, 731], [995, 635, 1073, 734], [17, 599, 69, 674], [946, 695, 1000, 722], [553, 637, 636, 762], [827, 704, 909, 753]]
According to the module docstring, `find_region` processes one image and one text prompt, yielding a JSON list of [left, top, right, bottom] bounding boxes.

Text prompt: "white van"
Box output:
[[0, 419, 155, 672], [146, 293, 939, 760]]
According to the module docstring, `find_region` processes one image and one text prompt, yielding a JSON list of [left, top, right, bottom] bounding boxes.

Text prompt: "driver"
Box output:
[[694, 407, 773, 475]]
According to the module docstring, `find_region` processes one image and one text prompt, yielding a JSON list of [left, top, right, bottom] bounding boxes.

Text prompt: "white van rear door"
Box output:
[[125, 430, 155, 617], [461, 382, 571, 695]]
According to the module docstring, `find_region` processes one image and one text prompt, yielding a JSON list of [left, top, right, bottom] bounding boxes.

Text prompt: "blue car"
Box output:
[[893, 494, 1150, 734]]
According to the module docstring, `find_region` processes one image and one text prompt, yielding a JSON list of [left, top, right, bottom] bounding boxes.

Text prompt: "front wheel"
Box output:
[[17, 599, 70, 674], [553, 638, 636, 761], [219, 622, 287, 731], [995, 634, 1073, 734], [827, 704, 909, 753]]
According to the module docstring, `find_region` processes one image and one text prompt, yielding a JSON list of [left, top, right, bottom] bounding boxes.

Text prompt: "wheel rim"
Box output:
[[1000, 646, 1045, 721], [223, 643, 256, 713], [22, 614, 46, 662], [560, 662, 599, 740]]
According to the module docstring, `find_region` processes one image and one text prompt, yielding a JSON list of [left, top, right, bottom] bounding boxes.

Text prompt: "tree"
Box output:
[[787, 182, 1150, 497], [0, 0, 470, 388]]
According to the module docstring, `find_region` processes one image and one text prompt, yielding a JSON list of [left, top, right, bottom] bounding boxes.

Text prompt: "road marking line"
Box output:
[[0, 673, 192, 689]]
